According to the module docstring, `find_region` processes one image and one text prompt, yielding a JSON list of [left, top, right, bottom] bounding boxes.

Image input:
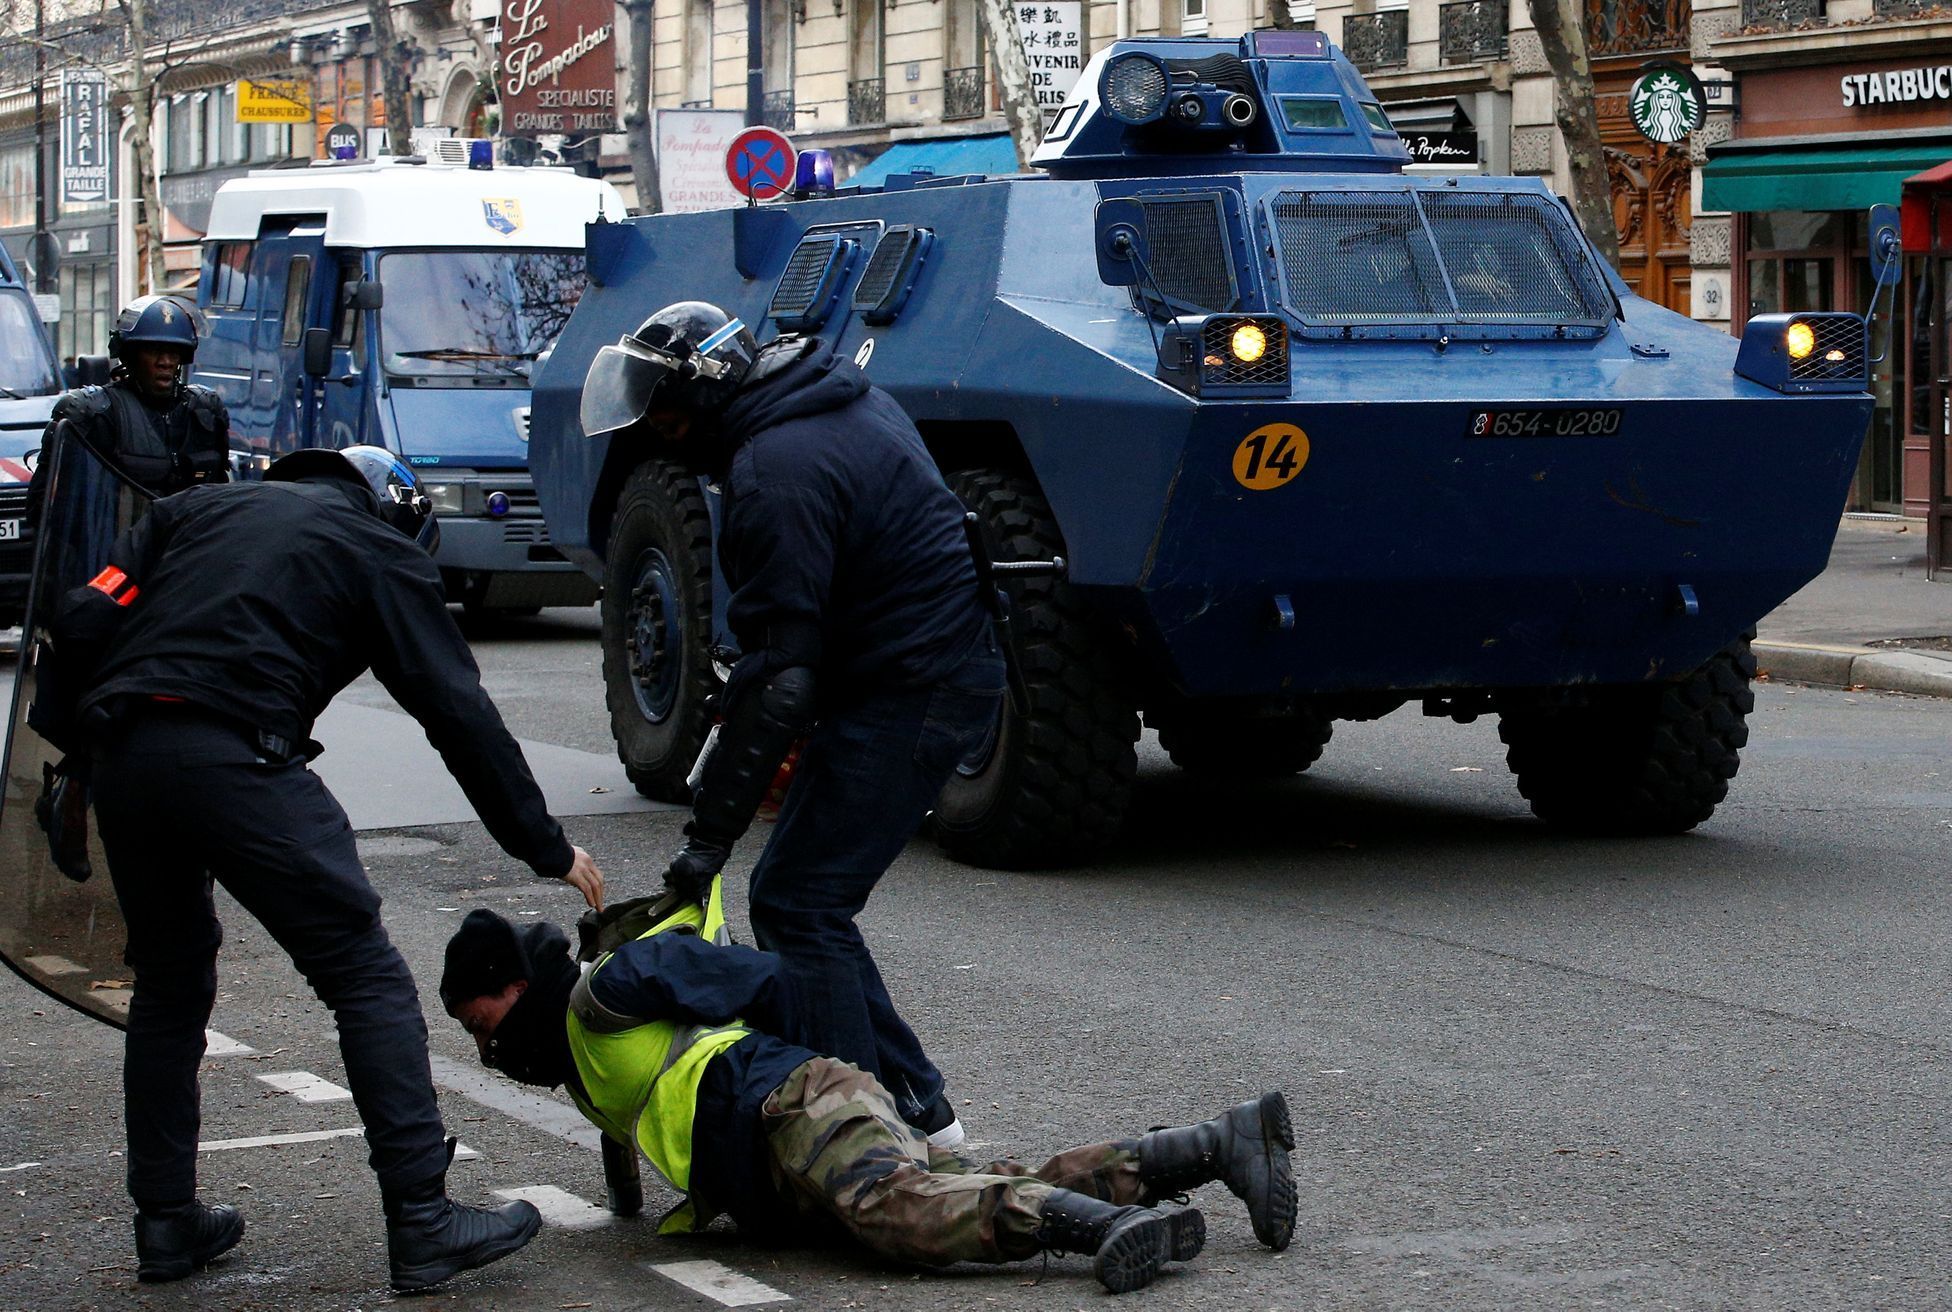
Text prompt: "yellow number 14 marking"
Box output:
[[1232, 423, 1310, 491]]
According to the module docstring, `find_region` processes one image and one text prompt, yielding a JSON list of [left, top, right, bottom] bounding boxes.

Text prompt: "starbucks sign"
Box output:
[[1629, 62, 1706, 145]]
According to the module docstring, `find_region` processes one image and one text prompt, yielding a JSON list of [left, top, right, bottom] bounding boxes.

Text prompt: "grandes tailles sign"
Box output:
[[1843, 66, 1952, 108], [61, 69, 111, 205], [499, 0, 618, 136]]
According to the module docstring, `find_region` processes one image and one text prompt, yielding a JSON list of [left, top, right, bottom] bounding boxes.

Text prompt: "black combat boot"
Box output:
[[134, 1200, 246, 1282], [382, 1175, 542, 1294], [1034, 1188, 1205, 1294], [1136, 1090, 1297, 1251]]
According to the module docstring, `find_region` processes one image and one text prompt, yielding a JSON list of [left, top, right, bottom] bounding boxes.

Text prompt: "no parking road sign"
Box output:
[[725, 126, 797, 201]]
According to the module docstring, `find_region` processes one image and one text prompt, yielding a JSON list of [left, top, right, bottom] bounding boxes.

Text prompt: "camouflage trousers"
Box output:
[[761, 1056, 1144, 1267]]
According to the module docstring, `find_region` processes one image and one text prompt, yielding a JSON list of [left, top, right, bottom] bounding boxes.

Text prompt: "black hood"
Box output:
[[719, 337, 869, 443]]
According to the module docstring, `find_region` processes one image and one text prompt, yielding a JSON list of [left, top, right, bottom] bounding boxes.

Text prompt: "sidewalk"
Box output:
[[1755, 517, 1952, 696]]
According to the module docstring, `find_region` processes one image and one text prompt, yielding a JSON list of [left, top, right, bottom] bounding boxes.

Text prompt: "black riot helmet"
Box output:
[[108, 294, 203, 363], [579, 301, 759, 439], [266, 444, 441, 555]]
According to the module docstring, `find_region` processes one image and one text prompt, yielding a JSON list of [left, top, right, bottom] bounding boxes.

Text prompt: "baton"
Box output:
[[961, 511, 1066, 718]]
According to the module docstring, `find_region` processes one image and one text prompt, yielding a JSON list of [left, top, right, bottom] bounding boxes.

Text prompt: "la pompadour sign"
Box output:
[[499, 0, 618, 136]]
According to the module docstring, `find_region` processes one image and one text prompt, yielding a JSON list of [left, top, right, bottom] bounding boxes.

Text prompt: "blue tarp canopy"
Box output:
[[848, 134, 1019, 187]]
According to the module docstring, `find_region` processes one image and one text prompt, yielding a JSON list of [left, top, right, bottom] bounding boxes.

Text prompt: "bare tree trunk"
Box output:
[[977, 0, 1041, 170], [117, 0, 166, 294], [1526, 0, 1619, 269], [621, 0, 659, 211], [366, 0, 416, 156], [1265, 0, 1296, 29]]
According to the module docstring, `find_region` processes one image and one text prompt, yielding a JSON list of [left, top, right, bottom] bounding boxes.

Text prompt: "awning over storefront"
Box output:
[[1702, 142, 1952, 213], [847, 133, 1019, 188]]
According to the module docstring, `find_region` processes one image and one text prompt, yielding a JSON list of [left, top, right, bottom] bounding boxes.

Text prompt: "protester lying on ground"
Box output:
[[438, 898, 1298, 1295]]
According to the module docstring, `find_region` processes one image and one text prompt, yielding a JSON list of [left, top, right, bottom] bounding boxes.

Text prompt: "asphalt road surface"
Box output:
[[3, 608, 1949, 1310]]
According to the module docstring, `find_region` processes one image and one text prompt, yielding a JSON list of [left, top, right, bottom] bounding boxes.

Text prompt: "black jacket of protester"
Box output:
[[68, 478, 572, 877], [714, 338, 986, 705]]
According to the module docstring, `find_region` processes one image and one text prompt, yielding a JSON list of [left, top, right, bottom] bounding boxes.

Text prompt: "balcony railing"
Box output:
[[1342, 10, 1409, 72], [944, 66, 986, 121], [1873, 0, 1934, 16], [1439, 0, 1509, 62], [763, 90, 796, 131], [848, 77, 886, 126], [1584, 0, 1691, 55], [1741, 0, 1823, 26]]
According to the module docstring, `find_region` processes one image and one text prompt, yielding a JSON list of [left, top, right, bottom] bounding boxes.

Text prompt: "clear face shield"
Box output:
[[579, 337, 678, 438]]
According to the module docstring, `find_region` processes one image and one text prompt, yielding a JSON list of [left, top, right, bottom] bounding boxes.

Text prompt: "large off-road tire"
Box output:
[[599, 460, 717, 802], [932, 469, 1139, 869], [1152, 706, 1333, 777], [1498, 638, 1757, 835]]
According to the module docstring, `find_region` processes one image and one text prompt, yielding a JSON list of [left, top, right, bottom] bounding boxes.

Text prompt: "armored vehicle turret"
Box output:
[[530, 31, 1874, 867]]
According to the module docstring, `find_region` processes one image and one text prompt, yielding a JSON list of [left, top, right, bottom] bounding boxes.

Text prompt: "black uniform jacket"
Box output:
[[587, 931, 816, 1236], [715, 338, 987, 704], [74, 478, 574, 878], [49, 380, 231, 495]]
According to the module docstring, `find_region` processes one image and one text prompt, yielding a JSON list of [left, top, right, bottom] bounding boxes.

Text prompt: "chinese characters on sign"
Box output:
[[1012, 1, 1083, 116], [61, 69, 110, 205], [499, 0, 619, 135]]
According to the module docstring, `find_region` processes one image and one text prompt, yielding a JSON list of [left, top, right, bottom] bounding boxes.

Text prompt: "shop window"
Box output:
[[58, 261, 112, 362], [166, 95, 192, 172], [1910, 260, 1935, 440], [282, 255, 312, 346], [0, 143, 34, 228]]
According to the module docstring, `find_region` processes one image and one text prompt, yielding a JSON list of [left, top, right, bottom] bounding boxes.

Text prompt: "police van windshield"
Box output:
[[0, 290, 61, 398], [377, 250, 586, 381]]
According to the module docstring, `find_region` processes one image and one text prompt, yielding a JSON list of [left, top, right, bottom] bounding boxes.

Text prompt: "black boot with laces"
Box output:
[[1136, 1090, 1297, 1251], [382, 1174, 541, 1293], [1033, 1188, 1205, 1293], [134, 1200, 245, 1282]]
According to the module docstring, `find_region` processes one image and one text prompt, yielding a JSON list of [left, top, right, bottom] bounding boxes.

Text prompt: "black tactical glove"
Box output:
[[35, 758, 92, 883], [661, 829, 731, 903]]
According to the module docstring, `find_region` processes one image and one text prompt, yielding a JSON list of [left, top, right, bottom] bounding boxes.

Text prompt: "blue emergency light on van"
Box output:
[[192, 146, 627, 614]]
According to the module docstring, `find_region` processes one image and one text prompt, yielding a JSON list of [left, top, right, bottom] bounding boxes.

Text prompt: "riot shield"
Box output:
[[0, 426, 150, 1027]]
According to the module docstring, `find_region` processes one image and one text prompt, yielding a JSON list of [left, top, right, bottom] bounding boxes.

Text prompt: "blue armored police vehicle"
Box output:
[[0, 242, 62, 630], [529, 29, 1874, 868]]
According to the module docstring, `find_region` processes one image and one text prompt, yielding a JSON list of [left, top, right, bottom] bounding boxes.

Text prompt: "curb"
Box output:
[[1753, 640, 1952, 698]]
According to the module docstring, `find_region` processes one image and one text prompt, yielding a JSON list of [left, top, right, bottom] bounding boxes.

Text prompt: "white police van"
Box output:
[[0, 242, 63, 629], [194, 143, 626, 614]]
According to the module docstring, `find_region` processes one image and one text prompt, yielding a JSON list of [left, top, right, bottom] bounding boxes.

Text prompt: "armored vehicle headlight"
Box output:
[[1102, 53, 1171, 125], [1231, 323, 1268, 364], [422, 481, 465, 516], [1786, 321, 1817, 360]]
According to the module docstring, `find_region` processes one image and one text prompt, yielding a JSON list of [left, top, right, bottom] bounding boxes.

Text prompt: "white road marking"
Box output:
[[427, 1054, 602, 1150], [256, 1071, 354, 1103], [492, 1185, 611, 1229], [650, 1260, 792, 1307], [23, 954, 85, 976], [453, 1142, 480, 1161], [0, 1162, 41, 1173], [204, 1030, 254, 1056], [201, 1128, 365, 1153]]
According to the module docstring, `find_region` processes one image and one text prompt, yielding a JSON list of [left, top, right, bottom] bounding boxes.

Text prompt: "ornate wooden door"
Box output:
[[1598, 83, 1694, 314]]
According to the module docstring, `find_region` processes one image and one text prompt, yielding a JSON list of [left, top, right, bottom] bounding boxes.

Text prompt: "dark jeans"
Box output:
[[91, 710, 448, 1209], [748, 646, 1005, 1125]]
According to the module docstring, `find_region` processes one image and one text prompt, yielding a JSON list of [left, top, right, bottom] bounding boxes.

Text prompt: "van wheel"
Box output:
[[600, 460, 717, 802], [932, 469, 1138, 869], [1151, 705, 1333, 777], [1498, 637, 1756, 835]]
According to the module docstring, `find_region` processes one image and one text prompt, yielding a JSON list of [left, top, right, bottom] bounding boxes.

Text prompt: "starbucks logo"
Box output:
[[1630, 62, 1705, 145]]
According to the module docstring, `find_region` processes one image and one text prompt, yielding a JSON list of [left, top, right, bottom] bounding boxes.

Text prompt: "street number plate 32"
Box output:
[[1233, 423, 1310, 491]]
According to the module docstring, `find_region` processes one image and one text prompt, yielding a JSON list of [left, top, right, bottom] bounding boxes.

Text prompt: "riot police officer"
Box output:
[[43, 294, 230, 494], [55, 446, 604, 1291], [580, 302, 1002, 1147]]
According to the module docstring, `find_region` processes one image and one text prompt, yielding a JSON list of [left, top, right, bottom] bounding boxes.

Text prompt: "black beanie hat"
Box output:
[[439, 909, 571, 1010]]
